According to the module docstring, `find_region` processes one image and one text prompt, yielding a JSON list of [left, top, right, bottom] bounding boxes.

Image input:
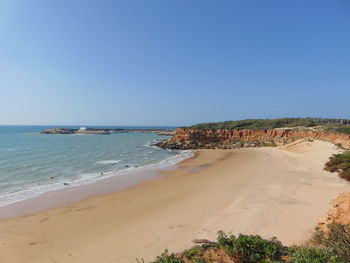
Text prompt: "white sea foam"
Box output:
[[96, 160, 121, 165], [0, 149, 194, 207], [143, 140, 161, 149]]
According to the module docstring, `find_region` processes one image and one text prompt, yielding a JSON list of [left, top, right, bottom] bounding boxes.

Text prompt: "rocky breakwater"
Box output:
[[41, 128, 110, 135], [40, 128, 77, 134], [156, 128, 350, 150], [41, 127, 175, 135]]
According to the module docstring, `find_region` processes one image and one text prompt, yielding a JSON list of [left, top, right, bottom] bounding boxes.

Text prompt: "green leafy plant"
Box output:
[[312, 223, 350, 262], [150, 250, 184, 263], [324, 151, 350, 181], [145, 225, 350, 263], [288, 246, 339, 263], [261, 142, 278, 147], [189, 118, 347, 131], [184, 246, 203, 258], [183, 246, 207, 263], [327, 125, 350, 135], [216, 231, 287, 263]]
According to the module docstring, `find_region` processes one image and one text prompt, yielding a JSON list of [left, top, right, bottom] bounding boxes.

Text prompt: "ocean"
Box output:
[[0, 126, 191, 207]]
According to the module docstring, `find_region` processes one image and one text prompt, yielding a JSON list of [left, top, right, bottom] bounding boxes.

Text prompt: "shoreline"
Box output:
[[0, 150, 194, 219], [1, 140, 349, 263]]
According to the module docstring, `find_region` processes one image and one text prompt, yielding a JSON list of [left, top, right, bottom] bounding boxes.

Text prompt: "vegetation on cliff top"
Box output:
[[189, 118, 350, 133], [142, 223, 350, 263], [324, 151, 350, 182], [327, 125, 350, 135]]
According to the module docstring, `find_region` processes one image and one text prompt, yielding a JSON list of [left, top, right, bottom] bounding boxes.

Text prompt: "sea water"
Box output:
[[0, 126, 191, 207]]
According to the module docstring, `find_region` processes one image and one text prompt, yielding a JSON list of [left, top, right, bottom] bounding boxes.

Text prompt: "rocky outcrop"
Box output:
[[318, 192, 350, 232], [156, 128, 350, 150]]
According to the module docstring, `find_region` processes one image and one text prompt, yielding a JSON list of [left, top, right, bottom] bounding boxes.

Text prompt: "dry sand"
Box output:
[[0, 140, 349, 263]]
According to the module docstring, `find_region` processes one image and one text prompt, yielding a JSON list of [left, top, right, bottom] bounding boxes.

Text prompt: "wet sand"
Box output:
[[0, 140, 348, 263]]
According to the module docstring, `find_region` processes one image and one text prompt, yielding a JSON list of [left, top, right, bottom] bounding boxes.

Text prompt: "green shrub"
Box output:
[[216, 231, 287, 263], [184, 246, 207, 263], [150, 250, 184, 263], [189, 118, 346, 130], [184, 246, 202, 259], [146, 225, 349, 263], [312, 223, 350, 262], [336, 127, 350, 134], [327, 125, 350, 135], [324, 152, 350, 181], [288, 246, 340, 263], [262, 142, 278, 147]]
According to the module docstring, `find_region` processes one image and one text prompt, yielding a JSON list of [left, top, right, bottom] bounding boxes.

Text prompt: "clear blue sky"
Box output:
[[1, 0, 349, 126]]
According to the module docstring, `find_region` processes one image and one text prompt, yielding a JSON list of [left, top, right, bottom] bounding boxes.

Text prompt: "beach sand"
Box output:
[[0, 140, 349, 263]]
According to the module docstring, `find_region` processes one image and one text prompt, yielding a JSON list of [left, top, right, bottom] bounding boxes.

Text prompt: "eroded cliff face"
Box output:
[[157, 128, 350, 150], [318, 192, 350, 232]]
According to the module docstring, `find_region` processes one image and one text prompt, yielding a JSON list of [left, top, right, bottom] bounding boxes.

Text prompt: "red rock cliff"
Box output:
[[171, 128, 350, 150], [318, 192, 350, 231]]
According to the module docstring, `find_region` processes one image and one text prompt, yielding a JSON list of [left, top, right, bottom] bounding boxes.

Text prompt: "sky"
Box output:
[[0, 0, 349, 126]]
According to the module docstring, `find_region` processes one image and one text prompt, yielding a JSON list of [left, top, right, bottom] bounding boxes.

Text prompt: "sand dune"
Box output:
[[0, 140, 348, 263]]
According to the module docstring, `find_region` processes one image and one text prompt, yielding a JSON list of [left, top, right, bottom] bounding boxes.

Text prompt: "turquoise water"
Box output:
[[0, 126, 190, 206]]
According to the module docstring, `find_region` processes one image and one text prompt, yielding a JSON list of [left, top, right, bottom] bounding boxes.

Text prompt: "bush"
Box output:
[[184, 246, 207, 263], [189, 118, 345, 130], [146, 225, 349, 263], [184, 246, 202, 259], [216, 231, 287, 263], [288, 246, 340, 263], [324, 152, 350, 181], [312, 223, 350, 262], [328, 126, 350, 135], [261, 142, 278, 147], [150, 250, 184, 263]]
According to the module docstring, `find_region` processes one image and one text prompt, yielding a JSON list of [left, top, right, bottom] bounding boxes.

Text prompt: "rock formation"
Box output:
[[156, 128, 350, 150], [318, 192, 350, 232]]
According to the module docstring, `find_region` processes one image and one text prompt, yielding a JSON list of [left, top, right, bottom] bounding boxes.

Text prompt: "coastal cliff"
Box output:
[[318, 192, 350, 232], [157, 128, 350, 150]]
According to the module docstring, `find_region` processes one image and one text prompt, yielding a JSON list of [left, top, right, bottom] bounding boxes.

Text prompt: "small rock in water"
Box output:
[[125, 165, 130, 168], [50, 176, 54, 179], [63, 183, 69, 186]]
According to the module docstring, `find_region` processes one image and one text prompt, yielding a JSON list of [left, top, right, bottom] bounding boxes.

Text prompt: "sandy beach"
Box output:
[[0, 140, 349, 263]]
